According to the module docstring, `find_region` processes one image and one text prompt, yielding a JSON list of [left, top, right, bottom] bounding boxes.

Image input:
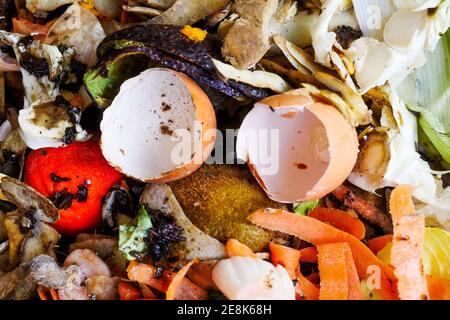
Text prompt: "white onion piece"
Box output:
[[311, 0, 345, 66], [45, 3, 106, 66], [393, 0, 441, 11], [384, 10, 428, 51], [271, 9, 359, 50], [212, 58, 292, 93], [212, 257, 295, 300], [26, 0, 74, 13], [352, 0, 395, 40]]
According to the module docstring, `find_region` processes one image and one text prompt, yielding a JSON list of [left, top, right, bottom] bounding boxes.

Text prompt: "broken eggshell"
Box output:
[[236, 94, 359, 203], [100, 68, 216, 183]]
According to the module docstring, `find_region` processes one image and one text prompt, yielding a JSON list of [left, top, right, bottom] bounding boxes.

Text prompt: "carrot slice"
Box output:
[[186, 260, 218, 290], [167, 259, 198, 300], [139, 284, 157, 299], [269, 243, 301, 279], [367, 235, 393, 255], [306, 272, 320, 285], [299, 247, 318, 263], [295, 272, 320, 300], [49, 288, 59, 300], [226, 239, 257, 258], [427, 276, 450, 300], [390, 185, 416, 222], [37, 287, 49, 301], [318, 242, 362, 300], [389, 186, 428, 299], [389, 186, 428, 300], [127, 261, 208, 300], [119, 281, 142, 300], [309, 207, 366, 240], [248, 208, 397, 299], [127, 261, 170, 293], [343, 244, 363, 300]]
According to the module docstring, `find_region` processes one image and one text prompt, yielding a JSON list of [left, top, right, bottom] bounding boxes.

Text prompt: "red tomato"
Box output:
[[25, 140, 123, 235], [118, 282, 142, 300]]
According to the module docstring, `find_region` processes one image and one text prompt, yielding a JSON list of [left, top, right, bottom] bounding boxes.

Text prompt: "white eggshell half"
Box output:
[[100, 68, 216, 182], [236, 94, 359, 203]]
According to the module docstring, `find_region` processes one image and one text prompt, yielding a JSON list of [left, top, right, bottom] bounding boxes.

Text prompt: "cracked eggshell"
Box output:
[[236, 94, 359, 203], [100, 68, 216, 183]]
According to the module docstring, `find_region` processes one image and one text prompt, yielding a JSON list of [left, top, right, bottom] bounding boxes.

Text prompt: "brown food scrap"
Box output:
[[151, 0, 229, 26], [335, 26, 363, 50], [221, 0, 278, 70], [332, 185, 393, 233]]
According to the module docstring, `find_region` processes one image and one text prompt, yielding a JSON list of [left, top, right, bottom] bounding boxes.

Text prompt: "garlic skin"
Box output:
[[212, 257, 295, 300]]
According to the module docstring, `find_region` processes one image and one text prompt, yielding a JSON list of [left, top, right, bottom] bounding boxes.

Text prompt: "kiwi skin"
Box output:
[[168, 164, 288, 252]]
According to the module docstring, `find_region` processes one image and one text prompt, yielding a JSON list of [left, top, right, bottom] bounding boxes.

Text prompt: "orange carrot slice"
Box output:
[[37, 287, 49, 301], [127, 261, 207, 300], [390, 185, 428, 300], [248, 208, 397, 299], [299, 247, 318, 263], [427, 276, 450, 300], [167, 259, 198, 300], [269, 243, 301, 279], [309, 207, 366, 240], [226, 239, 257, 258], [119, 281, 142, 300], [343, 244, 363, 300], [49, 288, 59, 300], [389, 185, 416, 223], [186, 260, 219, 290], [306, 272, 320, 285], [295, 272, 320, 300], [127, 261, 170, 293], [37, 287, 59, 300], [140, 284, 157, 299], [318, 242, 362, 300], [367, 235, 393, 255]]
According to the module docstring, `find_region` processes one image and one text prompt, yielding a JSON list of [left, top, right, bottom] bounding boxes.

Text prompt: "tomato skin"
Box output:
[[25, 140, 123, 236], [118, 281, 142, 300]]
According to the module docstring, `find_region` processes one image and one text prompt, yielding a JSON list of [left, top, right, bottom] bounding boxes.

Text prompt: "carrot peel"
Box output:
[[295, 272, 319, 300], [269, 242, 301, 279], [367, 235, 393, 255], [226, 239, 257, 258], [166, 259, 198, 300], [299, 247, 318, 263], [389, 186, 428, 300], [317, 242, 362, 300], [248, 208, 397, 299], [309, 207, 366, 240]]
